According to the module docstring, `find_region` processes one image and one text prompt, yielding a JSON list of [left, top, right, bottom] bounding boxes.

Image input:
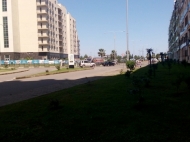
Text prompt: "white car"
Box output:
[[79, 60, 95, 68], [151, 58, 158, 63]]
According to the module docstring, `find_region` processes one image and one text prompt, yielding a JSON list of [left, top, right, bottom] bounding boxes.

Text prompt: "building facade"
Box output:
[[0, 0, 80, 60], [168, 0, 190, 62]]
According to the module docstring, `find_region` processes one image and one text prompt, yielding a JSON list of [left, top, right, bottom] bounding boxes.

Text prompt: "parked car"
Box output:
[[102, 61, 115, 66], [79, 60, 96, 68], [151, 58, 158, 63]]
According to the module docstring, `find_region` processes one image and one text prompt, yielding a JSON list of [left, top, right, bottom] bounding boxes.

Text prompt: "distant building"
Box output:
[[0, 0, 80, 60], [168, 0, 190, 62]]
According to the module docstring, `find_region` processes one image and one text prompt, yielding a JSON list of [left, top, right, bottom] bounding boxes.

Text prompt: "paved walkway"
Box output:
[[0, 68, 29, 75]]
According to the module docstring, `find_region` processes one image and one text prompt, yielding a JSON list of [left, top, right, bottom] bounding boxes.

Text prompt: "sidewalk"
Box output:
[[0, 68, 29, 75]]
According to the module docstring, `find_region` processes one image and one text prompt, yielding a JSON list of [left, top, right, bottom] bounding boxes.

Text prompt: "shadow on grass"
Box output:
[[0, 63, 190, 141]]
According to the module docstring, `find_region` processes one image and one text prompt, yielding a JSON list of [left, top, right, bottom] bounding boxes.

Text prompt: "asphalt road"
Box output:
[[0, 65, 125, 106]]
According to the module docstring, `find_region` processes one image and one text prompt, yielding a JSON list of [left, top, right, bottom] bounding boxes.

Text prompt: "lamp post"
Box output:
[[126, 0, 129, 60]]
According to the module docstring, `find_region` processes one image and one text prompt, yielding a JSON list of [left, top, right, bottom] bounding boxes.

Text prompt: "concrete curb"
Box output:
[[0, 69, 29, 75], [15, 68, 94, 80]]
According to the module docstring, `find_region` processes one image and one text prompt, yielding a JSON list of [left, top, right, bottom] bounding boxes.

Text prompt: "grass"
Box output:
[[16, 67, 93, 79], [0, 62, 190, 141], [0, 68, 16, 73]]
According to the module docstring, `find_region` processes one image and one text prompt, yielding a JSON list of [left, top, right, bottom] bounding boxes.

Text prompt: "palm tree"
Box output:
[[98, 49, 106, 57], [146, 48, 153, 66], [110, 50, 117, 60]]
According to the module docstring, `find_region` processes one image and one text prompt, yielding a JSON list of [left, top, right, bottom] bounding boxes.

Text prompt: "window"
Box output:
[[4, 55, 10, 60], [3, 17, 9, 48], [2, 0, 7, 11]]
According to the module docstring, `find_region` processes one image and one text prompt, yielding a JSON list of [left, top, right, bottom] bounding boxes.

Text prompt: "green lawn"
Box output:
[[0, 62, 190, 141], [0, 68, 16, 73]]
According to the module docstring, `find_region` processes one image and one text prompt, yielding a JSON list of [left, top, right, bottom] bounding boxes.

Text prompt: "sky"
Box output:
[[60, 0, 174, 57]]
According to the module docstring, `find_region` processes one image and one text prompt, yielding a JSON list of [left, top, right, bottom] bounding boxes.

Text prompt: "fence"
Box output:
[[0, 60, 61, 67]]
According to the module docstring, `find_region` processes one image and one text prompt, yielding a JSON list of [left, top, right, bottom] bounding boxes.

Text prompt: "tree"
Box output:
[[110, 50, 117, 60], [80, 56, 84, 60], [156, 54, 160, 59], [146, 48, 153, 66], [117, 56, 122, 63], [84, 54, 88, 58], [98, 49, 106, 57], [160, 52, 164, 62]]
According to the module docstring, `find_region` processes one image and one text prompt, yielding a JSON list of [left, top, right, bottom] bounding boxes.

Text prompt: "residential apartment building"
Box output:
[[168, 0, 190, 62], [0, 0, 80, 60]]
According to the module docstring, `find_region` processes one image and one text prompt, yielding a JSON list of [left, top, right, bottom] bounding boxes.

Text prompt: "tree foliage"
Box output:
[[110, 50, 117, 60], [98, 49, 106, 57]]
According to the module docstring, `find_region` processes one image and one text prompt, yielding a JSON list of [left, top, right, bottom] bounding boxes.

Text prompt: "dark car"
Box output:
[[102, 61, 115, 66]]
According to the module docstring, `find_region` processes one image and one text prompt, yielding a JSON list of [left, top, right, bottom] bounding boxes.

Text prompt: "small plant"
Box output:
[[125, 70, 131, 78], [126, 60, 135, 71], [148, 68, 153, 77], [55, 65, 60, 70], [11, 68, 15, 70], [129, 76, 145, 105], [4, 64, 8, 68], [152, 64, 158, 77], [46, 70, 49, 73], [184, 76, 190, 90], [142, 77, 151, 88], [167, 62, 172, 74], [49, 99, 60, 110], [120, 69, 124, 74], [181, 60, 187, 67], [172, 75, 184, 94]]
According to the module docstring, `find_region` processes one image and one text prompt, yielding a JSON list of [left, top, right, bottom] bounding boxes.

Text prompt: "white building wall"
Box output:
[[0, 0, 14, 53], [18, 0, 38, 52]]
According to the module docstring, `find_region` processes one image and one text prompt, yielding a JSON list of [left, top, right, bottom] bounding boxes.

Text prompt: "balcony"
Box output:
[[37, 10, 48, 15], [36, 2, 48, 7], [37, 18, 48, 23], [38, 34, 49, 37], [38, 26, 49, 30], [180, 24, 188, 37], [38, 41, 49, 45], [39, 47, 48, 52]]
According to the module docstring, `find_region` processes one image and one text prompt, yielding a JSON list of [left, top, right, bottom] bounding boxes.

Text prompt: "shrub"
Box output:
[[126, 60, 135, 71], [181, 60, 187, 67], [120, 69, 124, 74], [184, 76, 190, 89], [125, 70, 131, 78], [55, 65, 60, 70], [49, 99, 60, 110], [11, 68, 15, 70], [4, 64, 8, 68], [148, 68, 153, 77], [172, 75, 184, 94], [46, 70, 49, 73]]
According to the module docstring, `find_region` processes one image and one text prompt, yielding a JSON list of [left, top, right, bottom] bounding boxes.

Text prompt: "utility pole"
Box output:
[[104, 31, 125, 51], [126, 0, 129, 60]]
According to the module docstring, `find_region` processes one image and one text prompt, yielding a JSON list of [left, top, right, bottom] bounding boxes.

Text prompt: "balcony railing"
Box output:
[[36, 2, 48, 7]]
